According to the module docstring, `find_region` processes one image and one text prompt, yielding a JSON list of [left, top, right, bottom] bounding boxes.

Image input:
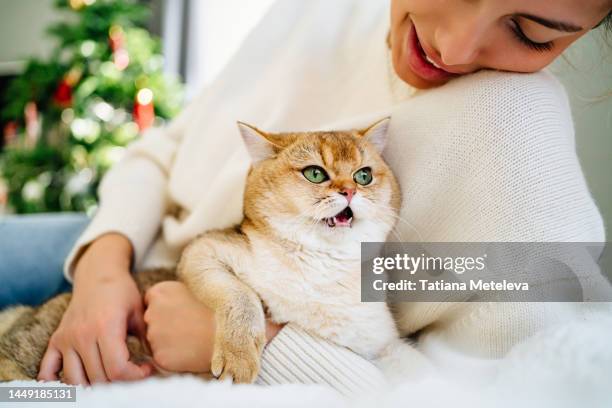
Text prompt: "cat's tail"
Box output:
[[374, 338, 436, 384]]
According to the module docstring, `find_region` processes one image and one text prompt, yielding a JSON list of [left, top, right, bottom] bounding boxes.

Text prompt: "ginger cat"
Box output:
[[0, 118, 409, 384], [177, 118, 404, 382]]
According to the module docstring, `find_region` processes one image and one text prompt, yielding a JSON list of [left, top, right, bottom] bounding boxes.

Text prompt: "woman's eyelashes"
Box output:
[[509, 19, 554, 52]]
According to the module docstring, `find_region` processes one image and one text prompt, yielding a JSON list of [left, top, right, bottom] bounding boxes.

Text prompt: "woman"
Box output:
[[1, 0, 610, 392]]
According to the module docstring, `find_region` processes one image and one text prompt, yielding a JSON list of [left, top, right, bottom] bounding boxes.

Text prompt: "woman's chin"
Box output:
[[395, 60, 446, 89]]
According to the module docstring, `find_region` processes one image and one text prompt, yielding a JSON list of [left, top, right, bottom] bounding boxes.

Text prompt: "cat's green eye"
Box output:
[[353, 167, 373, 186], [302, 166, 329, 184]]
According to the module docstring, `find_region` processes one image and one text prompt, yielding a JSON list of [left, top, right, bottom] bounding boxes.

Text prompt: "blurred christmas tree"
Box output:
[[0, 0, 184, 214]]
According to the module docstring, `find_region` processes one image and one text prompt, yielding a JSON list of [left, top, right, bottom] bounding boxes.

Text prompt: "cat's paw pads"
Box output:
[[210, 329, 265, 384]]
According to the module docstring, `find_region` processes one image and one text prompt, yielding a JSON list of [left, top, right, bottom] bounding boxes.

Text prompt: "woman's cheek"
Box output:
[[491, 47, 559, 74]]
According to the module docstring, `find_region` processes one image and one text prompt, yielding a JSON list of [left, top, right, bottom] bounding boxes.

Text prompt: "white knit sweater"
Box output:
[[64, 0, 608, 393]]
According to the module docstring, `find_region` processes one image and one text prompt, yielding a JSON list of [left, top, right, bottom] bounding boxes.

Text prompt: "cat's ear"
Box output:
[[237, 122, 278, 162], [359, 117, 390, 154]]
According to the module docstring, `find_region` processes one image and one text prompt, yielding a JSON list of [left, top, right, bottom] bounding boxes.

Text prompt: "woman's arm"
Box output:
[[42, 94, 200, 384]]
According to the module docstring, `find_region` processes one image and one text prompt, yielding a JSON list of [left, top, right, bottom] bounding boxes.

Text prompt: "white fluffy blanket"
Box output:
[[4, 315, 612, 408]]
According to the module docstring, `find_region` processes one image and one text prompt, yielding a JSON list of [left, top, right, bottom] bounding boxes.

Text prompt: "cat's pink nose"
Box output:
[[339, 188, 356, 204]]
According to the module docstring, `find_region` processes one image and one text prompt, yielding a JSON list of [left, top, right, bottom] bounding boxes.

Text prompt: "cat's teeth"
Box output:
[[425, 54, 442, 69], [325, 215, 353, 228]]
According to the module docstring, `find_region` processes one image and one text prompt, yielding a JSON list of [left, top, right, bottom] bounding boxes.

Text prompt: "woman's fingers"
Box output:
[[38, 346, 62, 381], [77, 341, 109, 384], [98, 330, 152, 381], [38, 327, 148, 384], [62, 348, 90, 386]]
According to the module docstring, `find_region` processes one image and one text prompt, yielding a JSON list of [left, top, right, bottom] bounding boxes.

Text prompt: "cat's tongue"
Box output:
[[326, 207, 353, 228]]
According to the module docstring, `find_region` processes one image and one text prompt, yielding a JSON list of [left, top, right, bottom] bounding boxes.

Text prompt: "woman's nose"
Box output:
[[435, 24, 483, 67]]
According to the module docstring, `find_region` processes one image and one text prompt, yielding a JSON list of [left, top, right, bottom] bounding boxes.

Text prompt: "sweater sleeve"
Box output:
[[256, 323, 388, 395], [62, 101, 196, 281]]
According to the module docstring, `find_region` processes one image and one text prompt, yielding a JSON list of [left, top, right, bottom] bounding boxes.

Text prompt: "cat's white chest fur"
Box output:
[[237, 238, 398, 359]]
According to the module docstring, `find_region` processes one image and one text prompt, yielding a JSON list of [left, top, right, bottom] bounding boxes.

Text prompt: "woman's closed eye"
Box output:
[[508, 13, 585, 53], [509, 19, 554, 52]]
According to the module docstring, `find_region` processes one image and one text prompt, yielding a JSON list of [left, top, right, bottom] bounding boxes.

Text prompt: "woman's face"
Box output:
[[390, 0, 611, 89]]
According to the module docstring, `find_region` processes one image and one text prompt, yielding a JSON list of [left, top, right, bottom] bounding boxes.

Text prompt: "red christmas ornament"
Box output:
[[53, 79, 73, 108], [3, 121, 18, 146], [134, 88, 155, 132], [53, 67, 82, 108], [109, 25, 124, 51]]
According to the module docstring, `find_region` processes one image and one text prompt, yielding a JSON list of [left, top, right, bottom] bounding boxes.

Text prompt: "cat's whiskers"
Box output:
[[308, 201, 329, 227], [307, 197, 339, 230]]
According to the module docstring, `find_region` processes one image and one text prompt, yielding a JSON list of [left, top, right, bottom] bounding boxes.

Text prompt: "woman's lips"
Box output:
[[406, 23, 457, 83]]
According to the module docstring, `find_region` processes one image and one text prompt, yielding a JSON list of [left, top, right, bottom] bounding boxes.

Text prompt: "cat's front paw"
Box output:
[[210, 316, 266, 383]]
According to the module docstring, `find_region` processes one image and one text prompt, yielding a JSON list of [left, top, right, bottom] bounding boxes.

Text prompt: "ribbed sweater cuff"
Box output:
[[256, 323, 388, 396]]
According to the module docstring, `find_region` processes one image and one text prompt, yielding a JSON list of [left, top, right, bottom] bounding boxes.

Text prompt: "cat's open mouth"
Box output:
[[324, 206, 353, 228]]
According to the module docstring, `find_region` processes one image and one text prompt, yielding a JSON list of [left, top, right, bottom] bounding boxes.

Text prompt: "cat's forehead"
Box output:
[[285, 132, 364, 167]]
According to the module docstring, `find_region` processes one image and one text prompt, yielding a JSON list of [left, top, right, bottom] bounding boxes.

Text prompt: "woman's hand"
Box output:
[[144, 281, 282, 374], [38, 233, 153, 385]]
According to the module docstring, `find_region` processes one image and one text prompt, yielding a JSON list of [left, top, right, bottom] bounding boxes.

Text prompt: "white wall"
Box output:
[[183, 0, 275, 98], [0, 0, 60, 75]]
